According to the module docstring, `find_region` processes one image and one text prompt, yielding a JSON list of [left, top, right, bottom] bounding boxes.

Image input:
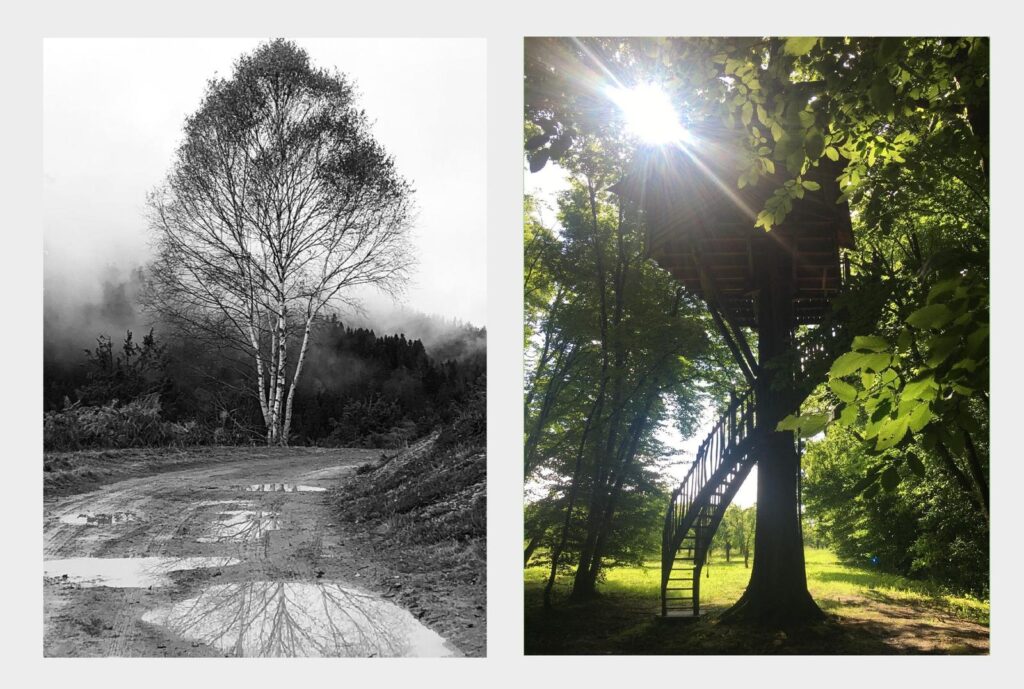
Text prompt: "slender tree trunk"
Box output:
[[282, 317, 314, 443], [267, 315, 280, 445], [579, 380, 662, 594], [271, 302, 289, 445], [247, 320, 272, 437], [962, 430, 989, 518], [543, 373, 609, 609], [524, 534, 541, 567]]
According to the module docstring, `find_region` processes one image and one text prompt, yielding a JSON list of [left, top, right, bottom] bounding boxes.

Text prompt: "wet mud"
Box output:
[[43, 449, 465, 657]]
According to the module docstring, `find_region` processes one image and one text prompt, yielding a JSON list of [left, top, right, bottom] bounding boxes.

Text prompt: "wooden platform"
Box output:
[[610, 132, 853, 326]]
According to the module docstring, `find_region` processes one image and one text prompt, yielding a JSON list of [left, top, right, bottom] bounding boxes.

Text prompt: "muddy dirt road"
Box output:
[[44, 449, 465, 657]]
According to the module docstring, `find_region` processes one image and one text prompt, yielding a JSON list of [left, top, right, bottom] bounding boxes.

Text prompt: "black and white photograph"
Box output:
[[42, 37, 486, 657]]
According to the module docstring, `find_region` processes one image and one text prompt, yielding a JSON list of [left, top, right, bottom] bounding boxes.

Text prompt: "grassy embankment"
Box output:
[[332, 398, 486, 656], [525, 548, 988, 654]]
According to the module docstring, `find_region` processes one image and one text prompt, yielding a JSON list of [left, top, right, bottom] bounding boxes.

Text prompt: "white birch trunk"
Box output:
[[271, 303, 288, 445], [247, 321, 272, 435], [267, 313, 281, 444], [282, 316, 314, 442]]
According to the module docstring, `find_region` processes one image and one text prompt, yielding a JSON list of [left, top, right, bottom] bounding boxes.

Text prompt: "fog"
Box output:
[[43, 37, 487, 362]]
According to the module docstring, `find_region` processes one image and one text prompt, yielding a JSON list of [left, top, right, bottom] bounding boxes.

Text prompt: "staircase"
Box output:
[[660, 330, 840, 618], [661, 387, 761, 617]]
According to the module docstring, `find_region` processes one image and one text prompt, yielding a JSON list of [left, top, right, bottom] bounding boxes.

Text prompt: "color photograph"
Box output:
[[523, 36, 989, 654]]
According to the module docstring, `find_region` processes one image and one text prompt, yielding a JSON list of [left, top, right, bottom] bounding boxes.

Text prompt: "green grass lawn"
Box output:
[[525, 548, 988, 654]]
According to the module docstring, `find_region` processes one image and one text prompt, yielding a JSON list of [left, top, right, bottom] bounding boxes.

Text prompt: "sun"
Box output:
[[605, 83, 694, 146]]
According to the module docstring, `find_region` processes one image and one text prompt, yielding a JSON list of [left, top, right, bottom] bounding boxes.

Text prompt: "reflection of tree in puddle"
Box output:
[[141, 581, 457, 657], [196, 510, 280, 544], [43, 557, 240, 588]]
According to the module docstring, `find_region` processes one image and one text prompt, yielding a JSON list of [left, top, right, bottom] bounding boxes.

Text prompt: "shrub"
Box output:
[[43, 393, 206, 451]]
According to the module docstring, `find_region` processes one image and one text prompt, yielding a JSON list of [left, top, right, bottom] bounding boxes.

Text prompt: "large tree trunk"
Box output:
[[723, 239, 823, 627]]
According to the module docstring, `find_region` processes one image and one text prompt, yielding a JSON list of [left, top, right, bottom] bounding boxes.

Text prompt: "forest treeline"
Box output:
[[44, 312, 485, 451]]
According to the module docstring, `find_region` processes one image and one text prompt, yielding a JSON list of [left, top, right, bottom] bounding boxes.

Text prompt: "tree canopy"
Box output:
[[145, 39, 414, 445]]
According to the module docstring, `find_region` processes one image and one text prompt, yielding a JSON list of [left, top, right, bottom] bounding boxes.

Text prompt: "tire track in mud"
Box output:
[[44, 452, 403, 657]]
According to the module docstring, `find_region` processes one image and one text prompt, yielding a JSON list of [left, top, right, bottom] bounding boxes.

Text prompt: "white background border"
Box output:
[[2, 1, 1021, 685]]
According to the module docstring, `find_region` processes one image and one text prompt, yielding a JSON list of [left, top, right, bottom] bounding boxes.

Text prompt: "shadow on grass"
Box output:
[[525, 585, 988, 655]]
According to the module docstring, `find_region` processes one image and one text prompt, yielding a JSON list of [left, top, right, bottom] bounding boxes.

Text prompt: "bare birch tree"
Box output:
[[143, 39, 414, 445]]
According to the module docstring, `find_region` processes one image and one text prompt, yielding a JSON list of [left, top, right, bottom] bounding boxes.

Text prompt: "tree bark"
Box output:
[[270, 302, 288, 445], [722, 239, 824, 626], [282, 317, 314, 443]]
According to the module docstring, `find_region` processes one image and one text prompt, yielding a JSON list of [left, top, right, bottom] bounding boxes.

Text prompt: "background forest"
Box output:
[[44, 270, 485, 451]]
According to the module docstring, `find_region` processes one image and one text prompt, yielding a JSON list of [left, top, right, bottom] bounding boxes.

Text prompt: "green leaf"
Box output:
[[876, 415, 909, 451], [529, 149, 550, 173], [902, 376, 937, 401], [862, 353, 892, 373], [967, 325, 989, 354], [802, 179, 821, 191], [824, 146, 840, 161], [926, 334, 960, 367], [800, 413, 830, 437], [852, 335, 889, 353], [805, 129, 825, 159], [906, 304, 953, 330], [906, 451, 926, 478], [849, 471, 879, 496], [829, 379, 858, 403], [869, 77, 896, 114], [896, 329, 913, 351], [830, 351, 867, 378], [784, 37, 818, 56], [741, 101, 754, 127], [776, 414, 801, 432], [880, 465, 900, 491], [837, 403, 859, 426], [927, 277, 961, 303], [906, 401, 934, 433]]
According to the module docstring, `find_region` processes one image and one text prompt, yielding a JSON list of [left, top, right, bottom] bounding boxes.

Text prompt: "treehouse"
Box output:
[[610, 129, 855, 620], [612, 131, 854, 329]]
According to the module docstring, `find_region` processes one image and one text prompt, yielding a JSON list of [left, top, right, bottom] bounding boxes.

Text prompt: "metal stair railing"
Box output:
[[661, 386, 759, 615]]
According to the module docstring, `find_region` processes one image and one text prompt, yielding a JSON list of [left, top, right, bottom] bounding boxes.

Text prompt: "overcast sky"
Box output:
[[43, 38, 487, 326]]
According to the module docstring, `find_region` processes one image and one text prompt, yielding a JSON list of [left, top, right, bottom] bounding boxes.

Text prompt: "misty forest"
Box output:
[[523, 37, 988, 654], [44, 39, 485, 658]]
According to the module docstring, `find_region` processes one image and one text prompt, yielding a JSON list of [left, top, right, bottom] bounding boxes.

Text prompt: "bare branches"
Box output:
[[144, 40, 415, 444]]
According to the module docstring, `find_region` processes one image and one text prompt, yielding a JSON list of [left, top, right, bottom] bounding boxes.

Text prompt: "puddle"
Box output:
[[196, 510, 280, 543], [245, 483, 326, 493], [59, 511, 139, 527], [43, 557, 240, 588], [142, 581, 458, 657]]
